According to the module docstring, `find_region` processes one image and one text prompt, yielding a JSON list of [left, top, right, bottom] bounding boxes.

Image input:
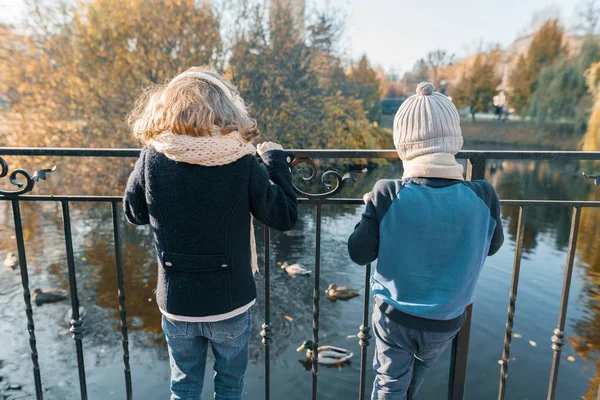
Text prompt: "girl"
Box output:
[[124, 66, 297, 400]]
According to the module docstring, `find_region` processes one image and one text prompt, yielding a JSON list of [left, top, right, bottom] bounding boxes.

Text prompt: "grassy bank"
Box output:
[[379, 115, 585, 150]]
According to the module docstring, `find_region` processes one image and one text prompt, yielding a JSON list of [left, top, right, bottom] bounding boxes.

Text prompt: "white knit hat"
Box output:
[[393, 82, 463, 161]]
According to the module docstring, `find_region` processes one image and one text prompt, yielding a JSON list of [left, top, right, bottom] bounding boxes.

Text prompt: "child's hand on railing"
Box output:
[[257, 142, 284, 156], [363, 192, 371, 204]]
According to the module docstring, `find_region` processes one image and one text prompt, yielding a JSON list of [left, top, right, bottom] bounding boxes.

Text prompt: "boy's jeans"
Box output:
[[371, 306, 460, 400], [162, 309, 252, 400]]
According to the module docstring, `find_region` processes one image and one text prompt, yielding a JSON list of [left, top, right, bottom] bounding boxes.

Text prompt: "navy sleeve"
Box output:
[[487, 186, 504, 256], [348, 200, 380, 265], [348, 179, 399, 266], [123, 149, 150, 225], [464, 180, 504, 256], [249, 150, 298, 232]]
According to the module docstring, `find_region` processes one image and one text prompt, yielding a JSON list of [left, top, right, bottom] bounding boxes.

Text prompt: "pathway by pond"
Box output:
[[0, 153, 598, 399]]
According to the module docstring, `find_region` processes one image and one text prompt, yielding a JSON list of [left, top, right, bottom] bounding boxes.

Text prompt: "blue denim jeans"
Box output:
[[371, 306, 460, 400], [162, 309, 252, 400]]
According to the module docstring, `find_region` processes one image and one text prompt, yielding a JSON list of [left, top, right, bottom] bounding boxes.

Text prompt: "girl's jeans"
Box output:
[[371, 306, 460, 400], [162, 309, 252, 400]]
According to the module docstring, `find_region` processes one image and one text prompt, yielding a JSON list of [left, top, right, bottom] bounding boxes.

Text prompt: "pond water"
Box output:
[[0, 152, 598, 400]]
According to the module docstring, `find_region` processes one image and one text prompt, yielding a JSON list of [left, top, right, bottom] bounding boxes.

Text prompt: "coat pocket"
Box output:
[[161, 252, 233, 315]]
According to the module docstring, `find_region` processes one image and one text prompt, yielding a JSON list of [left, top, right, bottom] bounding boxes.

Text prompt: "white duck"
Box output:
[[297, 340, 354, 365], [281, 261, 311, 277], [4, 252, 18, 270]]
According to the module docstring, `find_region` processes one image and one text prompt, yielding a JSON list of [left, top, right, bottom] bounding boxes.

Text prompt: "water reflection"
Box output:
[[0, 156, 598, 399], [570, 189, 600, 399]]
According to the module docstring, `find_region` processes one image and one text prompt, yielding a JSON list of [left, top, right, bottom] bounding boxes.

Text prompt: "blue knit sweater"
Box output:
[[348, 178, 504, 331]]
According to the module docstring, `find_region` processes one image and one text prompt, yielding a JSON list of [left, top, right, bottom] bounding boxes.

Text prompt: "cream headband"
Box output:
[[168, 71, 246, 113]]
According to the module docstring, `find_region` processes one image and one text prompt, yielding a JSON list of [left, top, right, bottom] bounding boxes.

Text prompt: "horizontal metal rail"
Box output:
[[0, 147, 599, 160], [1, 195, 599, 208]]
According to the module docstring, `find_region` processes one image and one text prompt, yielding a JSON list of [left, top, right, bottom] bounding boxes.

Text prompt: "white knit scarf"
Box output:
[[402, 153, 465, 181], [150, 131, 259, 275]]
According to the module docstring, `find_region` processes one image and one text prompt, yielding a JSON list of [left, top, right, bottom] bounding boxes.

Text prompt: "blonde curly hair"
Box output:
[[127, 66, 259, 144]]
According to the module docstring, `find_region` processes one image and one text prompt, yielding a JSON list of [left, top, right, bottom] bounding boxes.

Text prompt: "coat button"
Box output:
[[165, 262, 172, 267], [286, 156, 291, 163], [221, 263, 228, 268]]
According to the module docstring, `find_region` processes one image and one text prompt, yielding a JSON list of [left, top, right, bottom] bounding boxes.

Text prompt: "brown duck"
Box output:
[[325, 284, 360, 301], [33, 288, 68, 306]]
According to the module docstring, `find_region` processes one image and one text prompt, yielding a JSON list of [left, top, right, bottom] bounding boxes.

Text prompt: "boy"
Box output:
[[348, 82, 504, 400]]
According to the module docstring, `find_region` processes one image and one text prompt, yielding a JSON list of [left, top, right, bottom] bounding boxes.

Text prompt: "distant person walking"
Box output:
[[348, 82, 504, 400], [493, 92, 507, 121]]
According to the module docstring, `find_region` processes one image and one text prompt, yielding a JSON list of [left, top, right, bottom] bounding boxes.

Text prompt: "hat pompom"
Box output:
[[416, 82, 435, 96]]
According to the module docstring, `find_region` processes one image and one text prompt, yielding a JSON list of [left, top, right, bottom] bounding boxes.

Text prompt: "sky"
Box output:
[[0, 0, 586, 73], [315, 0, 584, 72]]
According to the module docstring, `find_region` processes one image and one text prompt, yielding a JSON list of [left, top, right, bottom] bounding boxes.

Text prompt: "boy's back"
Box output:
[[348, 82, 504, 400], [349, 178, 503, 326]]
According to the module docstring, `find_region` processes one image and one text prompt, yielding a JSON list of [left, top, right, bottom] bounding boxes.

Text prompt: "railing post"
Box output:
[[11, 199, 44, 399], [358, 263, 372, 400], [546, 207, 581, 400], [312, 203, 322, 400], [498, 206, 527, 400], [61, 201, 88, 400], [111, 202, 132, 399], [448, 156, 486, 400], [260, 225, 273, 400]]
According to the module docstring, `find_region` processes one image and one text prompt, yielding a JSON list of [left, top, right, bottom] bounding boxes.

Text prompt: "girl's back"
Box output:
[[123, 66, 297, 400]]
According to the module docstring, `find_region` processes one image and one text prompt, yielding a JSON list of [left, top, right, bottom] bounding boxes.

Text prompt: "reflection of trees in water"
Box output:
[[570, 188, 600, 399], [83, 218, 161, 334], [490, 160, 588, 252], [5, 157, 598, 372], [490, 160, 600, 398]]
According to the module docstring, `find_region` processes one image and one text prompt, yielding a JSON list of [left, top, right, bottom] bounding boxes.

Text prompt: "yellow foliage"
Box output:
[[583, 62, 600, 151], [1, 0, 221, 148]]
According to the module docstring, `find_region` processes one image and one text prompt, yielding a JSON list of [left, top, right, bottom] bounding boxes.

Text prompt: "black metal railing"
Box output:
[[0, 147, 599, 400]]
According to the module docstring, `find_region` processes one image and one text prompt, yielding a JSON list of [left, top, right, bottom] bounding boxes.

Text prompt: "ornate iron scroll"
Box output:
[[290, 157, 367, 199], [0, 157, 56, 196]]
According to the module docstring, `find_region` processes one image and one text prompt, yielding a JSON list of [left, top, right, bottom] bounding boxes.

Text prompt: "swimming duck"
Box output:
[[4, 252, 18, 270], [33, 288, 68, 306], [325, 284, 360, 301], [297, 340, 353, 365], [281, 262, 311, 277]]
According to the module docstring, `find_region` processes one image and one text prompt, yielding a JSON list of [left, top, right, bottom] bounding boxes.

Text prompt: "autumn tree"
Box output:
[[529, 39, 600, 132], [509, 19, 567, 116], [425, 49, 455, 86], [2, 0, 389, 152], [229, 5, 320, 145], [345, 55, 381, 122], [376, 67, 407, 98], [2, 0, 222, 147], [229, 5, 387, 149], [402, 58, 430, 93], [582, 61, 600, 151], [451, 49, 501, 122]]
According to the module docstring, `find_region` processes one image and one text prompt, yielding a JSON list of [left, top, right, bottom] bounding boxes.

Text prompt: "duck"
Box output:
[[297, 340, 353, 365], [4, 252, 18, 270], [33, 288, 68, 306], [281, 262, 311, 277], [325, 284, 360, 301]]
